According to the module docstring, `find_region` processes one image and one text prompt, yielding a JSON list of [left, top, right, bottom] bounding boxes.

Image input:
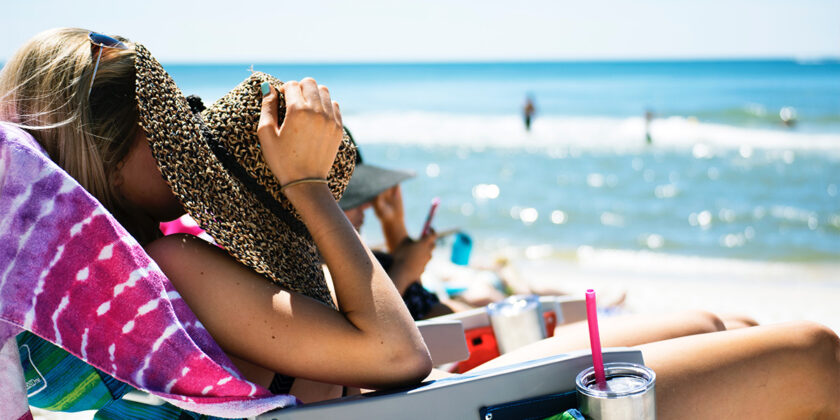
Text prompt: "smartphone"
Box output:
[[421, 197, 440, 237], [434, 228, 459, 239]]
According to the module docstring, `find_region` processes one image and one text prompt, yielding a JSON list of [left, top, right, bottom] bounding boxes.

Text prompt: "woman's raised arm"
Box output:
[[147, 78, 432, 390]]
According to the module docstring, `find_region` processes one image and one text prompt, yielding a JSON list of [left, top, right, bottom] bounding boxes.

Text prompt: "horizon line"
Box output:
[[2, 55, 840, 67], [139, 55, 840, 66]]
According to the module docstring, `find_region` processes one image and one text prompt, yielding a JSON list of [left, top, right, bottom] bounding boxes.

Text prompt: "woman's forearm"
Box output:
[[381, 217, 409, 253], [372, 186, 410, 253], [284, 183, 430, 361]]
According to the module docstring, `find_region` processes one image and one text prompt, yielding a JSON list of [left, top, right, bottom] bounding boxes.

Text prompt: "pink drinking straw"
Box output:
[[585, 289, 607, 389]]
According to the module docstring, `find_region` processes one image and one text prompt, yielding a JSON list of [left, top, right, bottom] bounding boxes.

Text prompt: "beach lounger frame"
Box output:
[[110, 318, 636, 420], [255, 347, 643, 420]]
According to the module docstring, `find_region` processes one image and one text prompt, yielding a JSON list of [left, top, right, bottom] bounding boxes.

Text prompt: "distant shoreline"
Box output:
[[6, 57, 840, 68]]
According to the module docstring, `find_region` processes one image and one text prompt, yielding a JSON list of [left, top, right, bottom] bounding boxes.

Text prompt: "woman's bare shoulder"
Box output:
[[145, 233, 230, 270]]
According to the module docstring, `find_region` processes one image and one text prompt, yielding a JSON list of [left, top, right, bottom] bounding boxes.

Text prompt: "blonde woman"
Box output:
[[1, 28, 838, 419]]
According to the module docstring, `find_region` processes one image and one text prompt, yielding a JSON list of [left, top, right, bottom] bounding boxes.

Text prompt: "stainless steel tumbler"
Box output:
[[486, 295, 545, 354], [575, 362, 656, 420]]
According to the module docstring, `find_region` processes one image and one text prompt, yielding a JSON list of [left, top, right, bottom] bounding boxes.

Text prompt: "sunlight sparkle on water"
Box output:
[[721, 233, 746, 248], [472, 183, 500, 200], [739, 146, 754, 159], [425, 163, 440, 177], [644, 234, 665, 249], [587, 174, 605, 188], [707, 167, 720, 180], [719, 209, 736, 223], [692, 144, 712, 159], [655, 184, 678, 199], [600, 212, 624, 227], [689, 211, 713, 229], [551, 210, 568, 225], [520, 208, 539, 225]]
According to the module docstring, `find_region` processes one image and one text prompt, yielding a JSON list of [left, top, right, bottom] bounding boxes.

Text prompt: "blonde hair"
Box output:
[[0, 28, 143, 234]]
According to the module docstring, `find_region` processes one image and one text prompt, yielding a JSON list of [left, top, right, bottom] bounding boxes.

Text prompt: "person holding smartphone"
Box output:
[[339, 136, 470, 320]]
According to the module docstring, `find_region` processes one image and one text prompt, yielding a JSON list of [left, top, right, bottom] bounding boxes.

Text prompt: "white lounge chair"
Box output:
[[256, 348, 643, 420]]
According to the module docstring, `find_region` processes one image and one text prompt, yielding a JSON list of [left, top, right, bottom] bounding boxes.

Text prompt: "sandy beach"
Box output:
[[430, 248, 840, 334]]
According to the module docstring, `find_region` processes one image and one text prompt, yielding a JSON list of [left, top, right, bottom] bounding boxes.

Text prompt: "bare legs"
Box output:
[[230, 307, 840, 416], [472, 310, 726, 371], [641, 321, 840, 420], [468, 314, 839, 419], [719, 313, 760, 330]]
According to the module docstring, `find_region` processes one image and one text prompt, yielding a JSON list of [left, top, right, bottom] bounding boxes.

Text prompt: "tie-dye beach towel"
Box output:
[[0, 122, 298, 419]]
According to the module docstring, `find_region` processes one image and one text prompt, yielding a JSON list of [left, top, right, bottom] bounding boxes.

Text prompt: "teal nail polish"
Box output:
[[261, 82, 270, 96]]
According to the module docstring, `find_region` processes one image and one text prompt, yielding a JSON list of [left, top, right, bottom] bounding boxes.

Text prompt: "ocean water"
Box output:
[[165, 60, 840, 263]]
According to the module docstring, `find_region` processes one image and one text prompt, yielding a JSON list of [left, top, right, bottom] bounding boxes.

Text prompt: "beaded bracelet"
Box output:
[[280, 178, 329, 194]]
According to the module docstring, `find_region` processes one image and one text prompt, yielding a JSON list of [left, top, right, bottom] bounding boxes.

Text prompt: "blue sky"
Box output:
[[2, 0, 839, 63]]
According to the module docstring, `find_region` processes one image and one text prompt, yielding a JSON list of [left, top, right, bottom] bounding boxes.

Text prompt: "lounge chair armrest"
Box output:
[[431, 295, 587, 330], [539, 295, 586, 325], [432, 306, 491, 330], [415, 319, 469, 365]]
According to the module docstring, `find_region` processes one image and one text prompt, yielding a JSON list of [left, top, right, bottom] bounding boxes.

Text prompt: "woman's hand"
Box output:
[[257, 78, 343, 186], [373, 185, 405, 225], [389, 233, 437, 293], [372, 185, 410, 251]]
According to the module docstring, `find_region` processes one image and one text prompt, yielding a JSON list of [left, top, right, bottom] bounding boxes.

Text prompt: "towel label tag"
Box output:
[[19, 344, 48, 397]]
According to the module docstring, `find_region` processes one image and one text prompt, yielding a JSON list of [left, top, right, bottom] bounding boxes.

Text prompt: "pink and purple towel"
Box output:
[[0, 122, 298, 419]]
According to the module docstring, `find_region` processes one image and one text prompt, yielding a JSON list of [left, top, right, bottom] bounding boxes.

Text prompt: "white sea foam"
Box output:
[[343, 112, 840, 153]]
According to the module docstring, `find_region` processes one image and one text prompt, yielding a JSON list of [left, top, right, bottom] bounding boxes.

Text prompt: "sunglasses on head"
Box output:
[[87, 32, 129, 98]]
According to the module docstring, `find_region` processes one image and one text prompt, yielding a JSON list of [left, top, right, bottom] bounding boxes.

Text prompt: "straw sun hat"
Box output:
[[134, 43, 356, 307]]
